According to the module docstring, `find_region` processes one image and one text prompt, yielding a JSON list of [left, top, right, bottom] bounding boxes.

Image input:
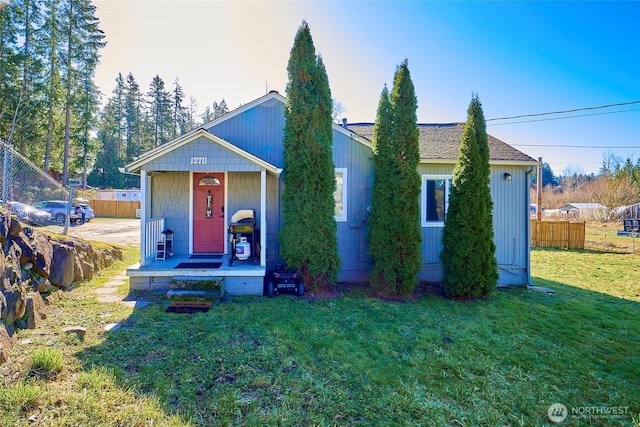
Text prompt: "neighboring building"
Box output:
[[609, 202, 640, 220], [95, 189, 141, 201], [124, 91, 538, 294], [558, 203, 608, 220]]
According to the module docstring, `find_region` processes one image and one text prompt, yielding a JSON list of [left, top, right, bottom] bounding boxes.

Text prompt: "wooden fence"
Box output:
[[90, 200, 140, 218], [531, 220, 585, 249]]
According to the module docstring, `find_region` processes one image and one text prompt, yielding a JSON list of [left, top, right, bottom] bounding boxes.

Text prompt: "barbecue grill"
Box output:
[[228, 209, 258, 265]]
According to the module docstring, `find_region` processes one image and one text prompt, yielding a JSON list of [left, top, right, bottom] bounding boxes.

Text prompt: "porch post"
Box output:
[[260, 169, 267, 266], [140, 170, 148, 267]]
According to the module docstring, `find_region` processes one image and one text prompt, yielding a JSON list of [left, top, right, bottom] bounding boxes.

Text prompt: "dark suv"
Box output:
[[34, 200, 81, 225]]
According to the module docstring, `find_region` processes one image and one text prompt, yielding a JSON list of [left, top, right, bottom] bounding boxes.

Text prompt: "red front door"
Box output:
[[193, 173, 225, 253]]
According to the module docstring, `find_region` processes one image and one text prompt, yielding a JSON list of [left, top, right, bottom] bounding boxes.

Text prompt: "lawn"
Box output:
[[1, 224, 639, 426]]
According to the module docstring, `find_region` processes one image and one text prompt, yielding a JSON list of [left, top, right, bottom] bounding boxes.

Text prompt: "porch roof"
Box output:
[[124, 129, 281, 175]]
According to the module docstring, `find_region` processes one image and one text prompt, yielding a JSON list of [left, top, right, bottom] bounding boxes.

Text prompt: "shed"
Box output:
[[558, 203, 608, 220]]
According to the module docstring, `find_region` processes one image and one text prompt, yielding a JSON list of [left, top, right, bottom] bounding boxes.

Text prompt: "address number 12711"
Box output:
[[190, 157, 207, 165]]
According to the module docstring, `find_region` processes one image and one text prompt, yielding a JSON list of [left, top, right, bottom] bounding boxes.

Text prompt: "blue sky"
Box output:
[[93, 1, 640, 176]]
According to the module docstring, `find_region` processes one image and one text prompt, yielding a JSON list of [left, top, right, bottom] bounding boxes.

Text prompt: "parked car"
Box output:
[[6, 201, 52, 226], [34, 200, 81, 225]]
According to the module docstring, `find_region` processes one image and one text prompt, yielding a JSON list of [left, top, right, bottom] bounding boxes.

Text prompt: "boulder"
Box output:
[[8, 216, 22, 237], [25, 292, 46, 329], [49, 242, 77, 288], [11, 232, 34, 265], [31, 233, 52, 278], [1, 285, 26, 324], [0, 324, 16, 364]]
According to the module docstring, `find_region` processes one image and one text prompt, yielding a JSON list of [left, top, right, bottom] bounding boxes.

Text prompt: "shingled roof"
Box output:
[[346, 123, 536, 163]]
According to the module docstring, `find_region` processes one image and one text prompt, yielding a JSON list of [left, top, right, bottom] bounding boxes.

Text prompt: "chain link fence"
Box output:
[[0, 139, 68, 206]]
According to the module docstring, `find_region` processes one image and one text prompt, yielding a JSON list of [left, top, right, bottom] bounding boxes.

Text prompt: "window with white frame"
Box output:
[[421, 175, 452, 227], [334, 168, 347, 222]]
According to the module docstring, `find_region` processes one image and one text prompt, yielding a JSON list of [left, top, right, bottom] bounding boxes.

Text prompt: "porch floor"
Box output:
[[126, 253, 266, 295]]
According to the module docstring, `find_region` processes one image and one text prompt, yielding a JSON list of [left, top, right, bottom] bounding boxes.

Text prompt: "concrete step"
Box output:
[[166, 289, 221, 301], [168, 276, 224, 301]]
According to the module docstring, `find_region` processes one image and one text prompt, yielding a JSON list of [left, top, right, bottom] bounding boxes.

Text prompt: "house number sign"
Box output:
[[191, 157, 207, 165], [206, 190, 213, 218]]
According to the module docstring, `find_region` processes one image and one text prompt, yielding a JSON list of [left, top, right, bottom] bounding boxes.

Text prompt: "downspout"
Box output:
[[275, 168, 284, 268], [140, 170, 148, 267], [525, 166, 534, 287]]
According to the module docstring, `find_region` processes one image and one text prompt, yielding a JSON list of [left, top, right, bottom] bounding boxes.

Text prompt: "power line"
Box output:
[[512, 144, 640, 149], [487, 108, 640, 126], [486, 99, 640, 122]]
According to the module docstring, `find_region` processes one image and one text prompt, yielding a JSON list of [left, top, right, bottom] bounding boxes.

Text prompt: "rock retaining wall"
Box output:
[[0, 213, 122, 364]]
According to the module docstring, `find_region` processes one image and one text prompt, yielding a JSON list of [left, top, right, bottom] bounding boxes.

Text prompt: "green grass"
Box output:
[[28, 348, 63, 380], [1, 227, 639, 426]]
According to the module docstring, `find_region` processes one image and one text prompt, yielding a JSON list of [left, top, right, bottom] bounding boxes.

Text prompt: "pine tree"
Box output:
[[279, 21, 340, 290], [171, 77, 186, 139], [148, 74, 172, 147], [212, 99, 228, 119], [43, 0, 63, 174], [0, 2, 21, 141], [59, 0, 105, 184], [368, 60, 421, 297], [440, 94, 498, 298]]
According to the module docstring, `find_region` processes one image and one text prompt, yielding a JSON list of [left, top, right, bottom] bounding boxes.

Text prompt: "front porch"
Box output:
[[127, 253, 266, 295]]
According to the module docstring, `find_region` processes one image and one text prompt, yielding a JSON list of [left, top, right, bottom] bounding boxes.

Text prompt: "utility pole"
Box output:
[[536, 157, 543, 221]]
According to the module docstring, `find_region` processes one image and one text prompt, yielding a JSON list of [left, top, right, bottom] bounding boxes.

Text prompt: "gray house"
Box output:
[[124, 91, 538, 294]]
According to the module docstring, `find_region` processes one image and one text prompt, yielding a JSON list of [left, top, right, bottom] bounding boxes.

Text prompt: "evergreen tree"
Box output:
[[0, 2, 21, 141], [59, 0, 104, 184], [440, 94, 498, 298], [9, 0, 47, 157], [368, 60, 421, 297], [171, 77, 186, 139], [368, 85, 396, 291], [279, 21, 340, 290], [201, 105, 213, 123], [89, 98, 124, 188], [212, 99, 228, 119], [147, 74, 172, 147], [43, 0, 64, 174], [185, 96, 198, 131]]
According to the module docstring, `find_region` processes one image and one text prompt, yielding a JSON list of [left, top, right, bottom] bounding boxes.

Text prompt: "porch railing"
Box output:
[[144, 217, 165, 264]]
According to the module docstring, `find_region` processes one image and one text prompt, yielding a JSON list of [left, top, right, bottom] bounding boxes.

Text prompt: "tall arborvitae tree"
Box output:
[[368, 60, 421, 297], [368, 85, 396, 291], [279, 21, 340, 290], [441, 94, 498, 298]]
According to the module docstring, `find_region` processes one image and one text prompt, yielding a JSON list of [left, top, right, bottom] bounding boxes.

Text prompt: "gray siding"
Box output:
[[491, 165, 531, 285], [151, 172, 191, 255], [417, 163, 530, 285], [141, 95, 530, 286], [207, 99, 286, 168], [145, 136, 264, 172], [227, 172, 280, 269], [333, 129, 373, 282]]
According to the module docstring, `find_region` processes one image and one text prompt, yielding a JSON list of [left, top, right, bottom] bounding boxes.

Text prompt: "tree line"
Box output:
[[0, 1, 229, 189], [1, 0, 104, 186], [89, 71, 228, 188]]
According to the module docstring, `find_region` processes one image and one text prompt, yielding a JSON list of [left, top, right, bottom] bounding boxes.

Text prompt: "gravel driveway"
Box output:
[[44, 218, 141, 246]]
